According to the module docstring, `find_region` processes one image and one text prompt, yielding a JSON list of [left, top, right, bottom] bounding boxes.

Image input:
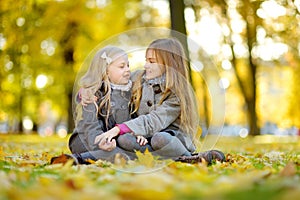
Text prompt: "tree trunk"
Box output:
[[169, 0, 211, 131], [240, 0, 260, 135], [60, 21, 78, 133], [168, 0, 191, 79], [169, 0, 188, 53]]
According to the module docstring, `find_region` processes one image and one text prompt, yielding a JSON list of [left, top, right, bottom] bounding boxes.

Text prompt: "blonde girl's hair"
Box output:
[[79, 46, 127, 126], [131, 38, 199, 136]]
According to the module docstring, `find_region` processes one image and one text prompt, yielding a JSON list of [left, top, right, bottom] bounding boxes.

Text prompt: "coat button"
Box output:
[[147, 100, 152, 107], [153, 85, 162, 94], [121, 105, 127, 109]]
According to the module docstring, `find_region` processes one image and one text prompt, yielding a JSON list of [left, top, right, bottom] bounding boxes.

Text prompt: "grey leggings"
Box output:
[[117, 132, 191, 159]]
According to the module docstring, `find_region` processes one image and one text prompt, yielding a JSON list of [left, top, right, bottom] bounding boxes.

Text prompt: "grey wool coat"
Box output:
[[69, 84, 131, 154], [124, 70, 196, 153]]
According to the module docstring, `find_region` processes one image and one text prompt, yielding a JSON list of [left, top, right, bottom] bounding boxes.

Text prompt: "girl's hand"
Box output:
[[81, 95, 97, 106], [98, 138, 116, 151], [79, 88, 98, 106], [136, 135, 148, 146], [94, 126, 120, 145]]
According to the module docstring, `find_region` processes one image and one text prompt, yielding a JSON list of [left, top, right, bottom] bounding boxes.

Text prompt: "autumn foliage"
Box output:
[[0, 134, 299, 200]]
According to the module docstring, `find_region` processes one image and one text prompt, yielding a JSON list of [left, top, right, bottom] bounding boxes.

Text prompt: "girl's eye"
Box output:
[[146, 58, 156, 64]]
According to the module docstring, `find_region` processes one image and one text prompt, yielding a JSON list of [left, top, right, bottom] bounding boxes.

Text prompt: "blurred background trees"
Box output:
[[0, 0, 299, 137]]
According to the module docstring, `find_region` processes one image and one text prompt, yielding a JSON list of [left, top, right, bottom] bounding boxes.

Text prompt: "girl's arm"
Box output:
[[94, 125, 148, 146], [123, 93, 180, 136], [75, 101, 116, 151], [94, 126, 120, 145], [75, 102, 104, 151], [76, 87, 116, 151]]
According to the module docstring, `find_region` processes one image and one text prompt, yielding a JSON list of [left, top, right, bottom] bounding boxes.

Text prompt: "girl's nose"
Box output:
[[144, 62, 150, 69]]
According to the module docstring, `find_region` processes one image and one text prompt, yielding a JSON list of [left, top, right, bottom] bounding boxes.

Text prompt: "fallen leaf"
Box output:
[[280, 162, 297, 177]]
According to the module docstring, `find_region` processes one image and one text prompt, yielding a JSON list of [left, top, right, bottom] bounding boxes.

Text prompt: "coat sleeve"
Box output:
[[74, 102, 104, 151], [124, 93, 180, 136]]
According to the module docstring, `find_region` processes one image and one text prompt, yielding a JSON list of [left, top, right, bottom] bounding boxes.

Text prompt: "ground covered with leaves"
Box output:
[[0, 134, 299, 200]]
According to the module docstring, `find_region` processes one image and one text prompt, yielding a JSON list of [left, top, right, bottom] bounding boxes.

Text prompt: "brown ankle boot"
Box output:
[[209, 150, 226, 163], [175, 151, 211, 164], [175, 150, 225, 165]]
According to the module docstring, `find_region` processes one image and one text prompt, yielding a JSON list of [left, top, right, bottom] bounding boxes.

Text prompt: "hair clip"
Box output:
[[101, 52, 112, 65]]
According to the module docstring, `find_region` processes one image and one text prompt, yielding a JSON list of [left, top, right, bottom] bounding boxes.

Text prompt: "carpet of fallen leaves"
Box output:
[[0, 134, 299, 200]]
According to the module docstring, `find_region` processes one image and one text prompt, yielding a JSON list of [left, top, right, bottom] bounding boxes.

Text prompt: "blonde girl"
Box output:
[[51, 46, 143, 164]]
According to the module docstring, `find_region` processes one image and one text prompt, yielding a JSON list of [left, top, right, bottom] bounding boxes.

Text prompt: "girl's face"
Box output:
[[144, 49, 166, 80], [107, 54, 130, 85]]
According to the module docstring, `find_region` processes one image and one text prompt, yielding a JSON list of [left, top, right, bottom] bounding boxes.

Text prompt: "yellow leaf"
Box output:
[[113, 153, 127, 166], [0, 146, 4, 159], [135, 149, 155, 168]]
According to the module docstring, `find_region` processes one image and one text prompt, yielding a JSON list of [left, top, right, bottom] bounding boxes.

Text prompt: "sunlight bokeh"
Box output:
[[36, 74, 48, 89]]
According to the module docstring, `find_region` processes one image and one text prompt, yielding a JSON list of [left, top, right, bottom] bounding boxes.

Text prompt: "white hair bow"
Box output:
[[101, 52, 112, 65]]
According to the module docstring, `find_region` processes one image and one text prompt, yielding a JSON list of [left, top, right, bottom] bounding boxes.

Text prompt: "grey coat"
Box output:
[[124, 71, 196, 153], [69, 85, 131, 153]]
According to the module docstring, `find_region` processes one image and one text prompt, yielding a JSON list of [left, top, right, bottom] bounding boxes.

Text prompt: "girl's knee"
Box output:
[[151, 132, 172, 150], [117, 134, 136, 150]]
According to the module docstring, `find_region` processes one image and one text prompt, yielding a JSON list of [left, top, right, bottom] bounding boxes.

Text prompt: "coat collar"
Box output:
[[143, 73, 166, 85], [110, 80, 132, 91], [143, 73, 166, 92]]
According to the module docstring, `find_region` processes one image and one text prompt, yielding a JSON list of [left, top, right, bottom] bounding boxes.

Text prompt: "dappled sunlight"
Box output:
[[35, 74, 48, 89], [22, 117, 33, 133], [253, 135, 300, 144], [1, 0, 300, 135], [257, 0, 287, 19]]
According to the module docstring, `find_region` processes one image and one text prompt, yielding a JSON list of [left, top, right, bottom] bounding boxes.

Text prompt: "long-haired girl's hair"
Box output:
[[131, 38, 199, 136], [79, 46, 126, 125]]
